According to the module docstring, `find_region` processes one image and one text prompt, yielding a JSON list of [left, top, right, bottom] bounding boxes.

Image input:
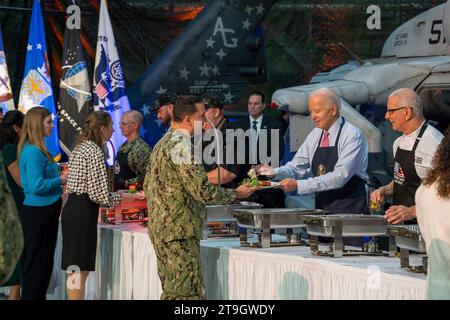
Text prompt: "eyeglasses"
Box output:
[[386, 106, 410, 115], [119, 121, 135, 126]]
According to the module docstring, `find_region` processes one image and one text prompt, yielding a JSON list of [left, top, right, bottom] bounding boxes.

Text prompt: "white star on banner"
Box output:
[[216, 49, 227, 60], [244, 5, 253, 15], [141, 104, 150, 116], [242, 19, 251, 30], [256, 4, 264, 15], [224, 91, 234, 103], [206, 37, 216, 48], [211, 65, 220, 75], [199, 62, 211, 77], [27, 44, 33, 51], [156, 86, 167, 94], [179, 66, 191, 80], [36, 43, 42, 50], [51, 113, 56, 121]]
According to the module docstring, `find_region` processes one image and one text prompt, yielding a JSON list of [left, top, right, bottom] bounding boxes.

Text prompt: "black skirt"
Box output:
[[61, 193, 100, 271]]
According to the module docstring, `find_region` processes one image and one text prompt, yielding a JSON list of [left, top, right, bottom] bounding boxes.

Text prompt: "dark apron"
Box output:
[[311, 118, 369, 215], [114, 149, 135, 191], [392, 122, 428, 224]]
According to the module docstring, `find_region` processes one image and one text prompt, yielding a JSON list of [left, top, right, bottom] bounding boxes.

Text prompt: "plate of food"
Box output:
[[258, 181, 281, 189], [241, 169, 281, 189]]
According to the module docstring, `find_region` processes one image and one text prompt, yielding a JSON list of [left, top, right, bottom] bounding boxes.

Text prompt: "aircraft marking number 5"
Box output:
[[429, 20, 447, 44]]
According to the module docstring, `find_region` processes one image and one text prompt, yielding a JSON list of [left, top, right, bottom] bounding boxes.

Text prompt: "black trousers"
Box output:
[[249, 189, 286, 208], [19, 198, 62, 300]]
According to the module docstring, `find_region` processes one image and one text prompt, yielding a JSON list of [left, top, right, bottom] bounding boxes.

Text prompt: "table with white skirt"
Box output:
[[44, 222, 426, 300]]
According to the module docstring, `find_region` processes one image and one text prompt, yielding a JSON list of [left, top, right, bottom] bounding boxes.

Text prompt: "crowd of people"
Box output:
[[0, 86, 449, 300]]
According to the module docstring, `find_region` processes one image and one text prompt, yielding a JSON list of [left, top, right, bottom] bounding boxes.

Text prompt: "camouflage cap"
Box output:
[[151, 93, 177, 111]]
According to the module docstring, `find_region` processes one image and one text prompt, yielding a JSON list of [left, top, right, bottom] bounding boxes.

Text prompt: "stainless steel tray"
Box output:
[[206, 201, 262, 222], [388, 225, 426, 253], [233, 208, 325, 229], [304, 214, 388, 237]]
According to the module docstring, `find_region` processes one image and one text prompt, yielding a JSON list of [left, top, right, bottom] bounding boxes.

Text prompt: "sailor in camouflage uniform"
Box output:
[[0, 151, 23, 285], [115, 110, 152, 190], [144, 96, 255, 300]]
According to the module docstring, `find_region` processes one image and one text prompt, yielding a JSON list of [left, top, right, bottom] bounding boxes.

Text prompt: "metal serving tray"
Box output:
[[304, 214, 388, 237], [233, 208, 326, 229], [388, 225, 427, 273], [206, 201, 262, 222], [389, 225, 426, 253]]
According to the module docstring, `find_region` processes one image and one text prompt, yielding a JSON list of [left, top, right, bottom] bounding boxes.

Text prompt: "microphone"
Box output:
[[205, 118, 222, 187]]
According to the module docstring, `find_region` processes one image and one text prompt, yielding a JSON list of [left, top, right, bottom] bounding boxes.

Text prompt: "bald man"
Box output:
[[258, 87, 369, 215], [371, 88, 443, 224], [115, 110, 152, 191]]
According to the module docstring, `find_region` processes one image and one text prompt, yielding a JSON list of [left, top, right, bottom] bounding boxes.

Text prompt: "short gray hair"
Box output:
[[123, 110, 144, 128], [310, 87, 341, 112], [389, 88, 423, 118]]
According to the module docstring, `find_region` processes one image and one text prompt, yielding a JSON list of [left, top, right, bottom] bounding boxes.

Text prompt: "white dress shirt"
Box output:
[[274, 117, 369, 195], [393, 121, 443, 180]]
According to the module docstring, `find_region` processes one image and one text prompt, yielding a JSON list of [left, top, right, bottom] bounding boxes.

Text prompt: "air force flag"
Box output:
[[18, 0, 61, 161], [93, 0, 130, 164]]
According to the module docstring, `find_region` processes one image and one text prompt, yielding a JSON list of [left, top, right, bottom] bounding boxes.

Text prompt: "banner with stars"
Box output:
[[18, 0, 61, 161], [128, 0, 276, 147], [57, 0, 93, 155]]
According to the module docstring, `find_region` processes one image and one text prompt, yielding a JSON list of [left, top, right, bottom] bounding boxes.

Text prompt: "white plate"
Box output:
[[258, 181, 281, 189]]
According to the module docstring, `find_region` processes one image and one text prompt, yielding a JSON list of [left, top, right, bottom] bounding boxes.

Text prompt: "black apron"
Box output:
[[311, 118, 369, 214], [114, 148, 135, 191], [392, 122, 428, 223]]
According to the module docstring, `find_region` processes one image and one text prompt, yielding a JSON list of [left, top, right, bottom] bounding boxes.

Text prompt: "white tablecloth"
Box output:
[[44, 222, 426, 300]]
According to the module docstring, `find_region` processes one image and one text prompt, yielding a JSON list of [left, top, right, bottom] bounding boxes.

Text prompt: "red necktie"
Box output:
[[320, 131, 329, 147]]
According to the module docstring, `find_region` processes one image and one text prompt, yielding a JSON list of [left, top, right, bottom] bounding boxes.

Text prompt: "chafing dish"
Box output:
[[304, 214, 393, 258], [206, 202, 262, 222], [232, 208, 325, 248], [389, 225, 428, 273], [204, 202, 262, 238]]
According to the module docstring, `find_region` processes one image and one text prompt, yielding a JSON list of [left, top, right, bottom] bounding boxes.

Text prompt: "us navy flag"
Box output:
[[93, 0, 131, 165], [57, 1, 93, 155]]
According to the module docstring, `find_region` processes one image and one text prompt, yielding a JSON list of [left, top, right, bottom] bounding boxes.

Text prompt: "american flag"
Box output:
[[95, 79, 108, 99]]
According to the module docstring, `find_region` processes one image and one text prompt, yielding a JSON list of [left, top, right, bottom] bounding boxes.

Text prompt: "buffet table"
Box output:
[[45, 222, 426, 300]]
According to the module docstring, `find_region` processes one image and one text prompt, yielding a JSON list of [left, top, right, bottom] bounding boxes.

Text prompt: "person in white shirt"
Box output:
[[416, 126, 450, 299], [258, 87, 369, 214], [371, 88, 443, 224]]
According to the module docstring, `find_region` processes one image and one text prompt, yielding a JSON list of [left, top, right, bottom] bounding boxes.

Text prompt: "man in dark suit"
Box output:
[[232, 91, 286, 208]]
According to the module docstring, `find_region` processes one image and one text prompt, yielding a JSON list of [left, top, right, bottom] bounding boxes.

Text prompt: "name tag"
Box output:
[[114, 161, 121, 175]]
